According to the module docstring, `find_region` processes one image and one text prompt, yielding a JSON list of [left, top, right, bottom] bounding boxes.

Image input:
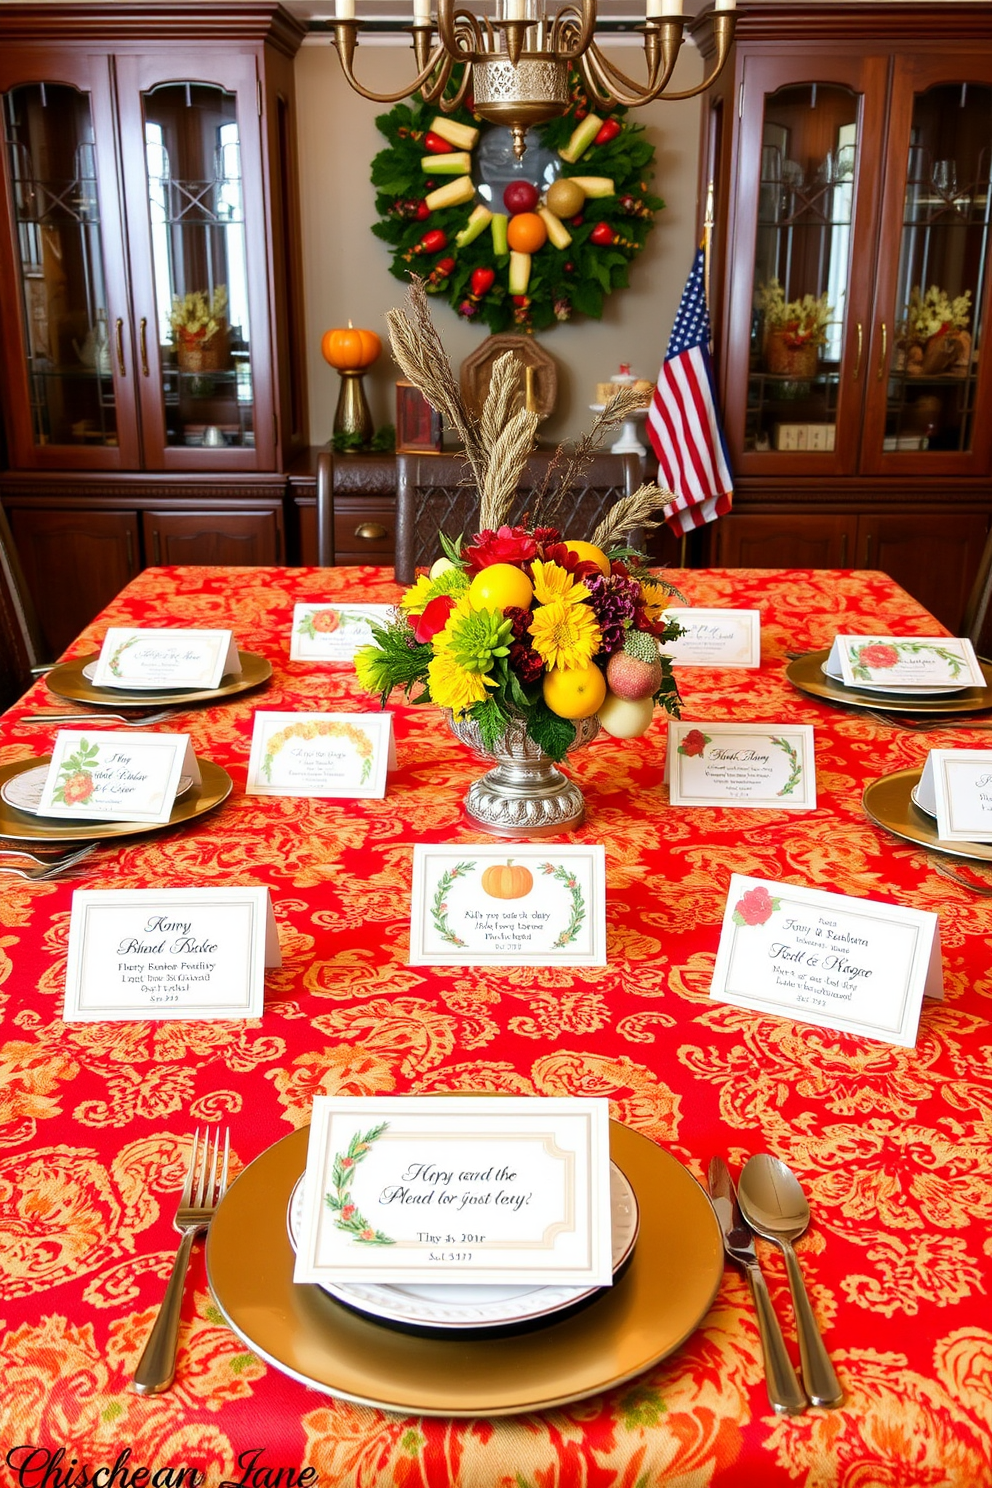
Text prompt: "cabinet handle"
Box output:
[[355, 522, 387, 541], [853, 322, 863, 381], [840, 533, 848, 565], [115, 318, 126, 376], [139, 318, 149, 377], [151, 529, 161, 565], [876, 323, 887, 382]]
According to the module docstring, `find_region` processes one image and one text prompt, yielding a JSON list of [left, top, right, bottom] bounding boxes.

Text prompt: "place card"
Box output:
[[409, 845, 606, 966], [64, 886, 281, 1023], [916, 749, 992, 842], [711, 873, 942, 1048], [92, 628, 240, 690], [292, 1094, 613, 1287], [36, 731, 200, 823], [246, 711, 395, 798], [827, 635, 985, 691], [290, 603, 395, 662], [662, 609, 761, 668], [666, 722, 816, 810]]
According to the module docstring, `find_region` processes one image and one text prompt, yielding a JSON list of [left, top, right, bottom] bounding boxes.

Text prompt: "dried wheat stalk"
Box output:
[[532, 386, 650, 525], [591, 482, 671, 550], [479, 352, 523, 454], [480, 407, 540, 531]]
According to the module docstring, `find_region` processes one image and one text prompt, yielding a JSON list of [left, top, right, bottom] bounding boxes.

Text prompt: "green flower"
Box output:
[[355, 643, 398, 695], [400, 566, 470, 614], [437, 597, 514, 675]]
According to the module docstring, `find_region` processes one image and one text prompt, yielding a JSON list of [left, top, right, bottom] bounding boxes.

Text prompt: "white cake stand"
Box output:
[[590, 403, 649, 458]]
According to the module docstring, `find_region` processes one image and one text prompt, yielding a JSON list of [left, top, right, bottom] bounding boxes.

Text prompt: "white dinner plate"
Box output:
[[910, 784, 936, 818], [820, 658, 964, 697], [1, 765, 193, 815], [286, 1161, 639, 1332]]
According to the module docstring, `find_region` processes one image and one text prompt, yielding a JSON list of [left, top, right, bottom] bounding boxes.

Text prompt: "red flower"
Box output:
[[532, 526, 561, 548], [413, 594, 455, 643], [341, 1203, 355, 1220], [508, 640, 544, 683], [858, 643, 900, 670], [62, 772, 95, 805], [340, 1157, 354, 1168], [680, 729, 708, 758], [312, 608, 340, 633], [735, 886, 775, 926], [360, 1227, 375, 1241], [541, 542, 601, 582], [463, 526, 538, 572]]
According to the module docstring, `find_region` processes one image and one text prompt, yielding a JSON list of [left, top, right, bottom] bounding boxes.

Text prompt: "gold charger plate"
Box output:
[[863, 766, 992, 863], [206, 1122, 723, 1416], [786, 649, 992, 715], [0, 755, 232, 843], [44, 649, 272, 707]]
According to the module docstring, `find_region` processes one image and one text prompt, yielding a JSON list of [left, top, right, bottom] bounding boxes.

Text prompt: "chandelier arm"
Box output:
[[550, 0, 597, 60], [332, 23, 451, 104], [576, 54, 621, 113], [417, 53, 458, 106], [645, 11, 737, 101], [434, 58, 475, 112], [582, 20, 686, 103], [437, 0, 484, 61], [581, 40, 674, 109]]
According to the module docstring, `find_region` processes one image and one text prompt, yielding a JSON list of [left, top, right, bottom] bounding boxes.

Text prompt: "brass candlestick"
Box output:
[[333, 368, 374, 446]]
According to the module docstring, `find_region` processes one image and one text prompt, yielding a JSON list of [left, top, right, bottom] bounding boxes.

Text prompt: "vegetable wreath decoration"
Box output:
[[371, 70, 663, 334]]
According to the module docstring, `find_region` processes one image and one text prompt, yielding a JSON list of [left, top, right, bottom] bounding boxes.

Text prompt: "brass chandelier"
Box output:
[[330, 0, 737, 158]]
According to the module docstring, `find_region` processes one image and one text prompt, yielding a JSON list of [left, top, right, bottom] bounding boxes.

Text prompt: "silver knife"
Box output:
[[708, 1156, 807, 1416]]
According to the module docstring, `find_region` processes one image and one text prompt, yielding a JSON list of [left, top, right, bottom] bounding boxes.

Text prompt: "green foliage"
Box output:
[[527, 699, 577, 762]]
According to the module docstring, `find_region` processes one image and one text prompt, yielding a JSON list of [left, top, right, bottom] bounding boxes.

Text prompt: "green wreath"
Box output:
[[371, 71, 663, 334]]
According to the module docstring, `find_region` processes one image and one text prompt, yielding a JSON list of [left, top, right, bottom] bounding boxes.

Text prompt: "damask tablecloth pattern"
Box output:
[[0, 566, 990, 1488]]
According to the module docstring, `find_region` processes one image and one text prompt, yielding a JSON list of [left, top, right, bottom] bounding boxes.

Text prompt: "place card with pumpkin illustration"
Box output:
[[245, 710, 395, 799], [92, 627, 240, 689], [666, 722, 816, 810], [710, 873, 942, 1048], [290, 603, 395, 662], [37, 730, 200, 823], [409, 845, 606, 967], [826, 635, 984, 691], [292, 1094, 613, 1288]]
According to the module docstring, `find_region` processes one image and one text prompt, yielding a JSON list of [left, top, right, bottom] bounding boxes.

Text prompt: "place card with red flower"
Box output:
[[38, 729, 199, 823], [666, 722, 815, 810], [827, 635, 984, 690], [290, 603, 395, 662]]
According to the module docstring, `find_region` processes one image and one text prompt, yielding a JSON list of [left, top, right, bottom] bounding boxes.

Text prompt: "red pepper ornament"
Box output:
[[594, 118, 622, 146], [590, 222, 615, 246], [470, 266, 496, 297]]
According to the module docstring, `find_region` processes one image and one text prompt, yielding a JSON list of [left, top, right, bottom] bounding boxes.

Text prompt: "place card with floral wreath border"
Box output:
[[64, 886, 280, 1023], [665, 722, 816, 810], [37, 730, 200, 823], [661, 609, 761, 668], [290, 603, 395, 662], [245, 710, 395, 799], [409, 844, 606, 966], [292, 1094, 613, 1287], [710, 873, 942, 1048], [92, 627, 240, 690], [827, 634, 984, 691]]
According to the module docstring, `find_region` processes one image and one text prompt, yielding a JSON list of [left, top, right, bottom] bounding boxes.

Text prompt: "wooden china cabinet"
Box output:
[[0, 2, 308, 654], [693, 1, 992, 630]]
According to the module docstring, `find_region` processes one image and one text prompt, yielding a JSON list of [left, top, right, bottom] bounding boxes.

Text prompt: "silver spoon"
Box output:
[[738, 1155, 844, 1409]]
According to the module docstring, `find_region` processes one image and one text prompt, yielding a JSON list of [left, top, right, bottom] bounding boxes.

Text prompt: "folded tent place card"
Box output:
[[37, 731, 200, 823], [246, 711, 395, 798], [293, 1095, 613, 1287], [916, 749, 992, 842], [92, 628, 240, 690], [711, 873, 942, 1048], [291, 603, 394, 662], [666, 722, 816, 810], [827, 635, 985, 691], [64, 886, 281, 1023], [409, 844, 606, 966], [662, 608, 761, 668]]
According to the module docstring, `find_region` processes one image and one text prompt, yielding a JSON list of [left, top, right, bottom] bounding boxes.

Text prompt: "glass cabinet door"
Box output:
[[876, 80, 992, 464], [1, 80, 126, 460]]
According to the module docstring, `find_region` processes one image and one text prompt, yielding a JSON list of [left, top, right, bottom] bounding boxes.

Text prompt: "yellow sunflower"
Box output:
[[427, 650, 496, 713], [399, 575, 435, 615], [531, 559, 590, 607], [638, 579, 671, 624], [528, 597, 601, 670]]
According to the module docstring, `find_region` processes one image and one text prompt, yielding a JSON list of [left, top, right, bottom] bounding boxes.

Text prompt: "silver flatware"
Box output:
[[133, 1128, 230, 1395], [708, 1156, 807, 1416], [928, 855, 992, 895], [0, 843, 97, 880], [0, 841, 97, 864], [738, 1155, 844, 1409], [21, 709, 179, 727], [866, 709, 992, 731]]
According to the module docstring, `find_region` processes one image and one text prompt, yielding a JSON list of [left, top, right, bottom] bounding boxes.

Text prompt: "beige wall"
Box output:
[[295, 38, 705, 445]]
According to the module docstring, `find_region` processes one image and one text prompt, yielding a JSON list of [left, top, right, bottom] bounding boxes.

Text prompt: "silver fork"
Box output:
[[20, 709, 179, 727], [867, 709, 992, 731], [132, 1128, 230, 1396], [0, 843, 97, 880]]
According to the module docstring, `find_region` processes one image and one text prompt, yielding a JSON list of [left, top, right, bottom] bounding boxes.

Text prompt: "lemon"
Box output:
[[468, 563, 534, 611], [562, 540, 611, 576], [543, 662, 607, 719]]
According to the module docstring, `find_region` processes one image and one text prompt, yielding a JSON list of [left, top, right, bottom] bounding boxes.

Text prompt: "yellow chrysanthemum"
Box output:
[[399, 575, 435, 615], [427, 650, 496, 713], [528, 597, 601, 670], [531, 559, 591, 607], [638, 579, 670, 624]]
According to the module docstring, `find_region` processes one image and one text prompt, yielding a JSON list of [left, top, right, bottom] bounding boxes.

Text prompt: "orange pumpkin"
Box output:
[[321, 324, 382, 370], [481, 861, 534, 900]]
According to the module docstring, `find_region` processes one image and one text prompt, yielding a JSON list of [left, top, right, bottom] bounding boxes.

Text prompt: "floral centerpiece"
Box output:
[[169, 285, 229, 372], [900, 284, 972, 376], [754, 279, 833, 379], [354, 279, 682, 835]]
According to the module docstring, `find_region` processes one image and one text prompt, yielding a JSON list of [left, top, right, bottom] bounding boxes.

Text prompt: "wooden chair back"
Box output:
[[0, 502, 47, 710], [394, 450, 642, 585], [961, 525, 992, 660]]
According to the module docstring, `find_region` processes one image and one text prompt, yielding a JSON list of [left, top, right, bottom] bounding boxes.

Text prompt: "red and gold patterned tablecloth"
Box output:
[[1, 565, 990, 1488]]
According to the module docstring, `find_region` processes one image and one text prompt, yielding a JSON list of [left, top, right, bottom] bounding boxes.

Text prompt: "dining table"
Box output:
[[0, 561, 990, 1488]]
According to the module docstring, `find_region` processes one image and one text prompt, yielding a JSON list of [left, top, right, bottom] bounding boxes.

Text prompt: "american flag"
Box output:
[[646, 247, 733, 537]]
